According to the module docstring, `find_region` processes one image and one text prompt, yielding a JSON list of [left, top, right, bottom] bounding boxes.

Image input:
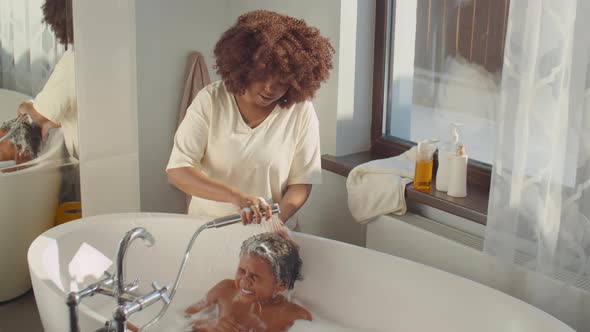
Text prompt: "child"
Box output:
[[185, 232, 311, 332], [0, 118, 42, 167]]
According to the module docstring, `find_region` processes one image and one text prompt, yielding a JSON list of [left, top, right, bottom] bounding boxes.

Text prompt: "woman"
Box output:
[[167, 10, 334, 229], [17, 0, 77, 159]]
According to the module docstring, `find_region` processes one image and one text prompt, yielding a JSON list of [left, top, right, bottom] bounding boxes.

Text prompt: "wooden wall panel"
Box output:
[[484, 0, 510, 72], [471, 0, 492, 66], [444, 0, 459, 57], [413, 0, 510, 73], [457, 0, 476, 62]]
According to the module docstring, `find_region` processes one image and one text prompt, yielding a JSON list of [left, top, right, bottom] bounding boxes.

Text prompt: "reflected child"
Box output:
[[0, 118, 42, 169]]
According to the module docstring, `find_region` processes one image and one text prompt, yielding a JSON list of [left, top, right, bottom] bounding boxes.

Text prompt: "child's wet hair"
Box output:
[[0, 119, 42, 158], [240, 232, 303, 290]]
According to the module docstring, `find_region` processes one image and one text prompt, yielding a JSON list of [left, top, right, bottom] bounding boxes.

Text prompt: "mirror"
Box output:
[[0, 0, 80, 301]]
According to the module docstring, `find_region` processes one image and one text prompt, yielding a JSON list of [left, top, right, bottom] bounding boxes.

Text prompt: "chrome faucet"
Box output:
[[67, 227, 165, 332], [67, 204, 280, 332], [115, 227, 155, 305]]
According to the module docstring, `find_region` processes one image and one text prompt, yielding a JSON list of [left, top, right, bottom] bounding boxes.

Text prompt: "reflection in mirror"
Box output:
[[0, 0, 80, 302]]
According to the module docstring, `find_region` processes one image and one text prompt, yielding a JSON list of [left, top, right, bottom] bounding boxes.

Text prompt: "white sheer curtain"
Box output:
[[485, 0, 590, 295], [0, 0, 64, 96]]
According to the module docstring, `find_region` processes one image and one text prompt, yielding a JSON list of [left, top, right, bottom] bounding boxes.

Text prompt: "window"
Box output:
[[373, 0, 509, 172]]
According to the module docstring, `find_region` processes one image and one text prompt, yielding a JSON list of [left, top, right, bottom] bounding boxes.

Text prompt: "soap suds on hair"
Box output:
[[240, 232, 303, 290], [0, 118, 42, 158]]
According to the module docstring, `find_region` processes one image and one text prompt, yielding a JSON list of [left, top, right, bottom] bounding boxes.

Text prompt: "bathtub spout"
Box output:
[[115, 227, 155, 305]]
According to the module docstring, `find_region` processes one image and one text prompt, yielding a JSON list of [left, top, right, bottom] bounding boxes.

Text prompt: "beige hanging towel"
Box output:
[[178, 51, 211, 212], [178, 51, 211, 125]]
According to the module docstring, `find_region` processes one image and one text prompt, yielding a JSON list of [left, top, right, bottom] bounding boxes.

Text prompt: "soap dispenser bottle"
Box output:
[[414, 139, 438, 192], [436, 123, 462, 192], [447, 144, 468, 198]]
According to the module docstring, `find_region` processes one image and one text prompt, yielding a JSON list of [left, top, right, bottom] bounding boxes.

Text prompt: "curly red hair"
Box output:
[[214, 10, 335, 108], [42, 0, 74, 46]]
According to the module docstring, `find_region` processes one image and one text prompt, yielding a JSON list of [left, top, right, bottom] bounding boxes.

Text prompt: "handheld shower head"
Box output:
[[205, 203, 281, 228]]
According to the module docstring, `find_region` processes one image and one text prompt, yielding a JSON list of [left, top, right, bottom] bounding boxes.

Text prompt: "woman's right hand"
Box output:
[[230, 191, 273, 225], [17, 101, 59, 144]]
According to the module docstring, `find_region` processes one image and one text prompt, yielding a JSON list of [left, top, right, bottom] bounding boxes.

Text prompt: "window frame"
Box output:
[[371, 0, 492, 190]]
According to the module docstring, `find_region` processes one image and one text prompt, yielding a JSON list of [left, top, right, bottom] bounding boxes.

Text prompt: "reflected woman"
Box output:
[[17, 0, 77, 159]]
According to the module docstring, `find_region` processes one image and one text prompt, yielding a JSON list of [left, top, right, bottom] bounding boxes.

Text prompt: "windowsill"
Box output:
[[321, 152, 488, 226]]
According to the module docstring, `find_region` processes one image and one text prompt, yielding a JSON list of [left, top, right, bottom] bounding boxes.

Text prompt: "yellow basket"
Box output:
[[55, 201, 82, 226]]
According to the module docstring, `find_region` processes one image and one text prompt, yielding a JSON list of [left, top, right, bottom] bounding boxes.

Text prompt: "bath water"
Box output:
[[290, 319, 383, 332], [92, 292, 383, 331], [163, 310, 383, 332]]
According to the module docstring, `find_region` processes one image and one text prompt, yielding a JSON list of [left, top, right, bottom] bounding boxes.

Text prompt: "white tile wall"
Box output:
[[73, 0, 141, 216]]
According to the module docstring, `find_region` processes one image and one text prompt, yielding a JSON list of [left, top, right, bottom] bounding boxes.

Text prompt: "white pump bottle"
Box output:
[[435, 123, 462, 192]]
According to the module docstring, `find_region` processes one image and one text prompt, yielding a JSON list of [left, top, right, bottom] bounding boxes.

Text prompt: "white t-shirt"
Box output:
[[167, 81, 321, 227], [34, 50, 78, 158]]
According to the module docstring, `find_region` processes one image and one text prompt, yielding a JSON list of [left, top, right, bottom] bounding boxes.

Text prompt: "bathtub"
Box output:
[[1, 88, 66, 301], [28, 213, 573, 331]]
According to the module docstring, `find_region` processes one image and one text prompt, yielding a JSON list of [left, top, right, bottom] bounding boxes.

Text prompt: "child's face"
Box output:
[[235, 253, 285, 304], [0, 129, 17, 161], [0, 129, 32, 165]]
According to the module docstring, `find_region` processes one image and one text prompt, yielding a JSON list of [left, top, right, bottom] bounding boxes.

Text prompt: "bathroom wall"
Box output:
[[75, 0, 141, 216], [296, 0, 375, 246], [299, 170, 366, 246], [134, 0, 229, 213], [334, 0, 374, 156]]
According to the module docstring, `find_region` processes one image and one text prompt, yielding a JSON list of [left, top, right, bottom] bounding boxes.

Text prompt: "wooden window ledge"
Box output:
[[321, 152, 488, 226]]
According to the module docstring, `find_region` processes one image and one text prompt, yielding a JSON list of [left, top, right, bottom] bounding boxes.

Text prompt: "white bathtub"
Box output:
[[28, 213, 574, 331], [1, 88, 66, 301]]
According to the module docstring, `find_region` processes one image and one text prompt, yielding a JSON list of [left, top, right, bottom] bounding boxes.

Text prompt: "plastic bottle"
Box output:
[[414, 139, 438, 192], [436, 123, 462, 192], [447, 144, 468, 198]]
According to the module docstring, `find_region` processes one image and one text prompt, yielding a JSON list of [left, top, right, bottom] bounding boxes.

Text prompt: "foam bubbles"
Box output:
[[152, 295, 384, 332]]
